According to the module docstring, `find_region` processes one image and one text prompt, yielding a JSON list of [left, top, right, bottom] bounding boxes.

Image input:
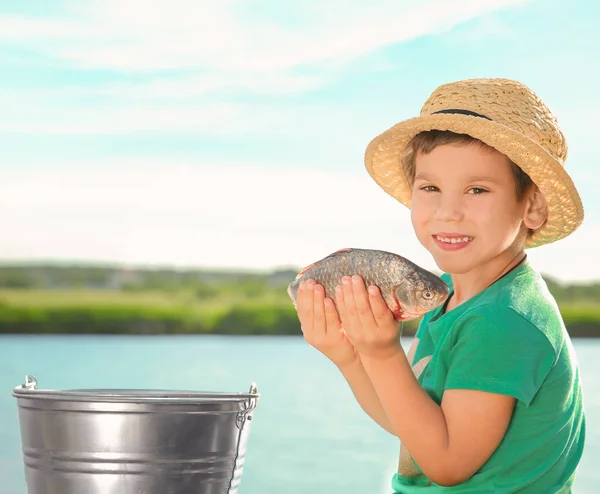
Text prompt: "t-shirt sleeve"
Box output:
[[444, 306, 556, 406]]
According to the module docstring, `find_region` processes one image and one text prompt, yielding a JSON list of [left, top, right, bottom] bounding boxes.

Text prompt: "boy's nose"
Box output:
[[434, 196, 464, 223]]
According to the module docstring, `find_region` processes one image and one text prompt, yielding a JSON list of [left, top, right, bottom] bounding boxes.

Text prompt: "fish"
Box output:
[[287, 248, 449, 321]]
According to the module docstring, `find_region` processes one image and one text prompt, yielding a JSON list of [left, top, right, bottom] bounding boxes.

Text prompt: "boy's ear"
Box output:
[[523, 185, 548, 231]]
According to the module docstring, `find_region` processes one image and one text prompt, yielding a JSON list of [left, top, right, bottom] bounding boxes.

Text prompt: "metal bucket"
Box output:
[[12, 375, 259, 494]]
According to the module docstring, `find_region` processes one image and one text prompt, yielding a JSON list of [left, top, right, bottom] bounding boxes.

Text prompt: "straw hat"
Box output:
[[364, 78, 584, 248]]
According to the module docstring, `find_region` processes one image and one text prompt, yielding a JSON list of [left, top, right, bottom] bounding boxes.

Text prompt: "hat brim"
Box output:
[[364, 113, 584, 248]]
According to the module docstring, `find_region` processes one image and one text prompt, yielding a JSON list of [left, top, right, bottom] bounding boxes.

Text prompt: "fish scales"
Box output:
[[287, 248, 449, 321]]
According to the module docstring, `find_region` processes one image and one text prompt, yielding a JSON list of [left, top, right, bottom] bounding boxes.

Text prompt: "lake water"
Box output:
[[1, 335, 598, 493]]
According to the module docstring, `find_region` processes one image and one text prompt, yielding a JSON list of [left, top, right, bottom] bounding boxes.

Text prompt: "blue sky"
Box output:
[[1, 0, 598, 282]]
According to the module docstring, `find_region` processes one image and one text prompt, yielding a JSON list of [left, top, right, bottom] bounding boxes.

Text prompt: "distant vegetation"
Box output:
[[0, 263, 598, 337]]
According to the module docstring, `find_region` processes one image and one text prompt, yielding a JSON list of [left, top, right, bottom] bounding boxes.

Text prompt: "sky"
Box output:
[[0, 0, 598, 282]]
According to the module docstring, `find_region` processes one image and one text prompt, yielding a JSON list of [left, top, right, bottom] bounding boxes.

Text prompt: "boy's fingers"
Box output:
[[341, 276, 357, 320], [335, 284, 348, 329], [297, 280, 315, 334], [351, 275, 377, 329], [312, 284, 327, 336], [368, 285, 395, 325], [324, 297, 341, 333]]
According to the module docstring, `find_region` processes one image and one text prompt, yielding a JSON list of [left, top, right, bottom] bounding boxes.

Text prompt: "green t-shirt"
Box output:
[[391, 262, 586, 493]]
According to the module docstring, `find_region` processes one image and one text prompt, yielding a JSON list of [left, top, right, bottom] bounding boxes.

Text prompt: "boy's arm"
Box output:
[[337, 338, 420, 437], [337, 358, 396, 435], [360, 352, 515, 486], [337, 279, 519, 487]]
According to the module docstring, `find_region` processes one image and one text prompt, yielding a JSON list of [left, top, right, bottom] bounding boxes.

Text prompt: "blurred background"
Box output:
[[0, 0, 598, 492]]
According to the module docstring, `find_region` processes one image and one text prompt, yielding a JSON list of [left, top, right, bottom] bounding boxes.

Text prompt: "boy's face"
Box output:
[[410, 143, 532, 275]]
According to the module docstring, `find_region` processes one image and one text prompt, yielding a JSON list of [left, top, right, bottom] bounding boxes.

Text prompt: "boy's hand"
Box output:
[[296, 279, 358, 368], [336, 275, 403, 361]]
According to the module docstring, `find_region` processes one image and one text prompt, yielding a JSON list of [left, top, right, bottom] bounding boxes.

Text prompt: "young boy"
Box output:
[[295, 78, 586, 492]]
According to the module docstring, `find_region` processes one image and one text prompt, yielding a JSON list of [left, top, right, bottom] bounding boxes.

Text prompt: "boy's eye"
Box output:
[[468, 187, 488, 195], [420, 185, 439, 192]]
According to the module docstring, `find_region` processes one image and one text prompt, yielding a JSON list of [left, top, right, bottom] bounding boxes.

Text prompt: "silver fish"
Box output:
[[287, 248, 449, 321]]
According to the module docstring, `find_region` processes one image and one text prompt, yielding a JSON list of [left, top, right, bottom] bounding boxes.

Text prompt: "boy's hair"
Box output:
[[401, 130, 534, 201]]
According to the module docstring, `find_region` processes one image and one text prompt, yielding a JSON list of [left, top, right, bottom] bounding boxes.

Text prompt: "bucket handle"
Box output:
[[14, 375, 38, 391], [236, 382, 258, 430]]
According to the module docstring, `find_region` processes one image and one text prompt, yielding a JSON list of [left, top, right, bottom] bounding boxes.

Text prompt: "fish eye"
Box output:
[[423, 290, 433, 300]]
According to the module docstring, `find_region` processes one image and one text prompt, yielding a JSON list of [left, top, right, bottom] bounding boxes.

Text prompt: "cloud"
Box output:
[[1, 161, 406, 233], [99, 72, 326, 99], [0, 88, 365, 137], [0, 0, 531, 136], [526, 224, 600, 283], [0, 71, 326, 100], [442, 14, 513, 45], [0, 98, 259, 135], [1, 160, 598, 282], [0, 161, 416, 269], [1, 0, 528, 73]]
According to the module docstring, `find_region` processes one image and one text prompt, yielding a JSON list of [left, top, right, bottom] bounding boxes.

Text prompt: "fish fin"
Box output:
[[295, 248, 353, 279], [320, 248, 354, 261], [391, 290, 405, 321], [330, 248, 353, 255], [295, 262, 317, 279]]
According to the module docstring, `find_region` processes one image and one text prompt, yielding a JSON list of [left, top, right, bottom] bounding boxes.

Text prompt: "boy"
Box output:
[[295, 78, 585, 492]]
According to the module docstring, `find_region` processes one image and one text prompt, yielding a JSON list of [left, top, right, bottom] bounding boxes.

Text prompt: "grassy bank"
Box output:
[[0, 289, 303, 335], [0, 289, 598, 337]]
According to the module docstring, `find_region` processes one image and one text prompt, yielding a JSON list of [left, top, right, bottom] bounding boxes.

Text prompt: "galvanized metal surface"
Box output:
[[12, 375, 259, 494]]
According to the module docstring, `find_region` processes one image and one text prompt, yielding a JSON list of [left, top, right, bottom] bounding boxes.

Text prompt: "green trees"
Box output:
[[0, 264, 597, 336]]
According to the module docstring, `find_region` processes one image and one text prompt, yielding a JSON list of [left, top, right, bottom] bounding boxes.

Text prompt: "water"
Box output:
[[1, 335, 598, 493]]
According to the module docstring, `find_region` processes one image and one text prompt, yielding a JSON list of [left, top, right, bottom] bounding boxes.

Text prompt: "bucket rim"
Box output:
[[12, 375, 260, 404]]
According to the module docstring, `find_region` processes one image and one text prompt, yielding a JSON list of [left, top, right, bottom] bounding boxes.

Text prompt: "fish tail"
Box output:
[[287, 280, 299, 305]]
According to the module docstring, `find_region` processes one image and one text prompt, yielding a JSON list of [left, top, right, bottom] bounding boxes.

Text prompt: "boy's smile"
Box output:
[[410, 142, 539, 279], [432, 233, 474, 251]]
